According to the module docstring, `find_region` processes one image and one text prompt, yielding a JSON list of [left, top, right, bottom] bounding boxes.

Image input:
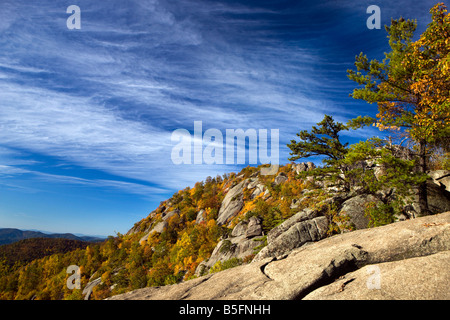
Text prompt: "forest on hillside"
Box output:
[[0, 164, 347, 300], [0, 238, 90, 266]]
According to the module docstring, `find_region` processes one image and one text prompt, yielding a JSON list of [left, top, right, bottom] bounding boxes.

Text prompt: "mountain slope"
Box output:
[[0, 237, 91, 266], [0, 163, 449, 300], [107, 211, 450, 300]]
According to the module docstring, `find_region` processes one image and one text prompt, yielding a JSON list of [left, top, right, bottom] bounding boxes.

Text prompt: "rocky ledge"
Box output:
[[108, 211, 450, 300]]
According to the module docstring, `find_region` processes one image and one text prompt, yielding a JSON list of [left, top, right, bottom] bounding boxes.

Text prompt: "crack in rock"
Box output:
[[258, 256, 287, 280], [179, 275, 212, 300], [293, 246, 368, 300]]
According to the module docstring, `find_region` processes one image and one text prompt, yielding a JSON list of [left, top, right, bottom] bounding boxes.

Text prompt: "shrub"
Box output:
[[261, 207, 283, 233], [219, 240, 233, 254], [186, 208, 197, 222], [252, 236, 267, 255], [364, 201, 398, 228], [209, 258, 243, 273]]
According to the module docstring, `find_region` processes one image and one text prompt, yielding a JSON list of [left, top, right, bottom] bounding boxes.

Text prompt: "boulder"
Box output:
[[253, 208, 328, 261], [253, 215, 328, 261], [339, 194, 381, 230], [195, 209, 206, 224], [274, 172, 288, 185], [231, 220, 247, 237], [428, 170, 450, 180], [195, 234, 264, 276], [303, 251, 450, 300], [429, 170, 450, 192], [230, 216, 263, 238], [426, 181, 450, 214], [292, 162, 316, 174], [306, 162, 316, 169], [251, 183, 266, 199], [290, 198, 301, 210], [196, 216, 264, 275], [216, 180, 246, 225], [293, 162, 308, 173], [245, 216, 263, 238], [266, 208, 319, 243], [406, 181, 450, 217], [246, 178, 266, 199], [82, 277, 102, 300], [246, 178, 260, 189], [438, 176, 450, 192]]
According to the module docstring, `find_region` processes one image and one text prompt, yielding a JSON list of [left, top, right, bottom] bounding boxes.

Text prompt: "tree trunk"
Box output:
[[417, 140, 430, 216]]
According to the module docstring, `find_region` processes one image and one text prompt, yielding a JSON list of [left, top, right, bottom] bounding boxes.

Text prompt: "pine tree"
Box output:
[[287, 114, 349, 165], [287, 114, 354, 191]]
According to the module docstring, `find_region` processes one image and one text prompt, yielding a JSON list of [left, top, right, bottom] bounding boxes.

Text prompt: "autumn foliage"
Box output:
[[0, 164, 311, 300], [348, 3, 450, 214]]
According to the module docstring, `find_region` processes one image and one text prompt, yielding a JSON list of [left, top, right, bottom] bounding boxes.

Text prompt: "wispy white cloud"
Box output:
[[0, 61, 48, 74], [2, 0, 430, 198], [0, 82, 171, 174], [0, 0, 336, 196], [0, 163, 169, 197], [0, 164, 30, 176]]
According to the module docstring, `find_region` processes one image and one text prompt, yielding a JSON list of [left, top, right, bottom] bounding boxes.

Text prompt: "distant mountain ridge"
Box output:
[[0, 228, 105, 245]]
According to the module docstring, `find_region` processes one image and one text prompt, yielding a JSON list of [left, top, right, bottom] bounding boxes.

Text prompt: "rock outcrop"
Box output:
[[422, 180, 450, 214], [303, 251, 450, 300], [195, 216, 264, 275], [253, 208, 328, 262], [338, 194, 381, 230], [245, 216, 263, 238], [216, 180, 246, 226], [291, 161, 316, 174], [82, 277, 102, 300], [195, 209, 206, 224], [116, 163, 450, 300], [402, 179, 450, 219], [108, 211, 450, 300], [247, 178, 267, 199], [429, 170, 450, 192], [139, 209, 180, 244], [274, 172, 288, 185]]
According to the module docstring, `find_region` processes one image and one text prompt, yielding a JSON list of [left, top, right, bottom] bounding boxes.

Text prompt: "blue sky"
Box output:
[[0, 0, 444, 236]]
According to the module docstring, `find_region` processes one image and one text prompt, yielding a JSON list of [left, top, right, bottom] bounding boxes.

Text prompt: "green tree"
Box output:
[[287, 114, 427, 218], [343, 138, 428, 218], [287, 114, 355, 191], [347, 3, 450, 215], [287, 114, 349, 165]]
